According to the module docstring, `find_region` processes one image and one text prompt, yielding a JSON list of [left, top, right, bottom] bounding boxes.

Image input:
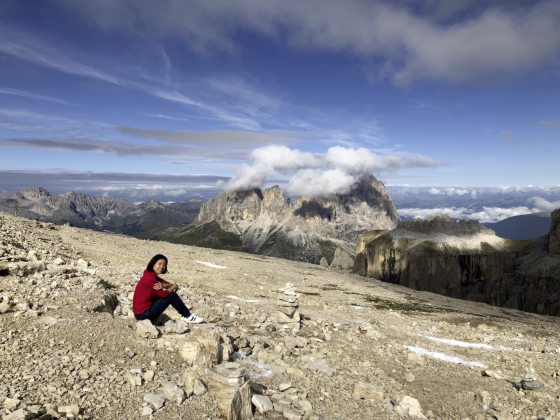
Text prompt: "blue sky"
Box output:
[[0, 0, 559, 200]]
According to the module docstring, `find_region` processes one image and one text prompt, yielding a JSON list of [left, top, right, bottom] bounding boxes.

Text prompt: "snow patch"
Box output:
[[195, 260, 227, 269], [406, 345, 487, 368], [421, 335, 493, 349], [226, 295, 260, 303]]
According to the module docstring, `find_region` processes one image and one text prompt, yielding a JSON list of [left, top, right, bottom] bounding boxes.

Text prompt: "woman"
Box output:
[[133, 254, 203, 324]]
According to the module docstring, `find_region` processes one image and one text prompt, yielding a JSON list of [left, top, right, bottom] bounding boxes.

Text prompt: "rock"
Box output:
[[279, 382, 293, 392], [143, 393, 165, 410], [58, 404, 80, 416], [76, 258, 89, 269], [475, 390, 491, 404], [141, 405, 153, 416], [136, 320, 160, 339], [53, 257, 65, 266], [520, 379, 544, 391], [125, 347, 136, 358], [206, 363, 246, 386], [252, 394, 273, 414], [4, 397, 20, 410], [404, 372, 416, 383], [319, 257, 329, 267], [144, 370, 155, 382], [0, 301, 12, 314], [352, 382, 384, 402], [283, 406, 303, 420], [93, 292, 119, 314], [394, 396, 425, 419], [193, 379, 208, 396], [162, 380, 186, 404], [3, 409, 35, 420]]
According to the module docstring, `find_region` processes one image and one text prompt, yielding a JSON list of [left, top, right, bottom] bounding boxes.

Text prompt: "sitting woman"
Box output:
[[133, 254, 203, 324]]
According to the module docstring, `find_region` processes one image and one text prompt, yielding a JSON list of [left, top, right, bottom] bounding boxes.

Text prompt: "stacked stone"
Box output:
[[275, 283, 301, 332]]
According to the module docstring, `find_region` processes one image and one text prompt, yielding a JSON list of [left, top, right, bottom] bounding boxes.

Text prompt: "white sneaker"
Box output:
[[181, 314, 204, 324]]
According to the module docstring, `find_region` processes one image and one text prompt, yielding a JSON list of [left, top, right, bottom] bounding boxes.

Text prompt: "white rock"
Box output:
[[162, 380, 186, 404], [57, 404, 80, 416], [4, 397, 20, 411], [252, 394, 273, 414], [395, 396, 426, 419], [76, 258, 89, 269], [143, 393, 165, 410], [144, 370, 155, 382], [141, 405, 153, 416], [136, 320, 160, 339]]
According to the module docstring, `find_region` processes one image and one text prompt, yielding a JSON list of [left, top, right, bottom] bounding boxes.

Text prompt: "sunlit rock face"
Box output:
[[194, 174, 399, 264], [354, 215, 560, 316]]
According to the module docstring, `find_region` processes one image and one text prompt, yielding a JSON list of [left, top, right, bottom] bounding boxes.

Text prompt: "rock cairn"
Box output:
[[274, 283, 301, 332]]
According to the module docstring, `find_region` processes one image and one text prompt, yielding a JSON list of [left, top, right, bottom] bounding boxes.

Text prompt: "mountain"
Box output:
[[354, 214, 560, 316], [484, 212, 551, 240], [164, 175, 399, 264], [0, 187, 201, 238], [3, 212, 560, 419]]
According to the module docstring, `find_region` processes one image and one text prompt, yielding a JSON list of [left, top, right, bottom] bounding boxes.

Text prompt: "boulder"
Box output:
[[136, 320, 160, 339]]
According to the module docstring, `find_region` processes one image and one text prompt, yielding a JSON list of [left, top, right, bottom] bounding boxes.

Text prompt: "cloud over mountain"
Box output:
[[225, 145, 439, 197]]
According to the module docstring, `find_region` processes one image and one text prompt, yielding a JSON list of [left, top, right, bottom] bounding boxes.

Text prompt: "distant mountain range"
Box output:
[[484, 212, 551, 240], [0, 187, 200, 238]]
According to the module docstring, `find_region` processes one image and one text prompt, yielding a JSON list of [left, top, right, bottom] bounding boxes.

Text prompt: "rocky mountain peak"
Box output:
[[17, 186, 50, 200], [193, 174, 399, 263]]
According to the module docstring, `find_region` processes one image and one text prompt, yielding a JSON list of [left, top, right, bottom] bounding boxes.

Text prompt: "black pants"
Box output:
[[135, 292, 191, 322]]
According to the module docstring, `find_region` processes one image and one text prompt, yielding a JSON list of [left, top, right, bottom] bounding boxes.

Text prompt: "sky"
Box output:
[[0, 0, 560, 207]]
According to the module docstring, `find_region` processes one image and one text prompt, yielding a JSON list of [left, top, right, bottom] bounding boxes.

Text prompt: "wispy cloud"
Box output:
[[118, 127, 304, 146], [0, 87, 72, 105], [539, 119, 560, 130], [1, 137, 249, 159]]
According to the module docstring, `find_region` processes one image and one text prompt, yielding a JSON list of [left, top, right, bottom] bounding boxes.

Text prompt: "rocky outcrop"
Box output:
[[354, 216, 560, 315], [192, 174, 398, 263]]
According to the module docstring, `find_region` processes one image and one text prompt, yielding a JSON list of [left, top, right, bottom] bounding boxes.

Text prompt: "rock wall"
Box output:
[[354, 217, 560, 316]]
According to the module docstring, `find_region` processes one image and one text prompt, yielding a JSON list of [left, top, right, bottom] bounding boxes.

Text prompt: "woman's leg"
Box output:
[[136, 292, 191, 322]]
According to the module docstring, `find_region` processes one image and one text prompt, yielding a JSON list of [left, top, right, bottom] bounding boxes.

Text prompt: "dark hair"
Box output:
[[146, 254, 168, 274]]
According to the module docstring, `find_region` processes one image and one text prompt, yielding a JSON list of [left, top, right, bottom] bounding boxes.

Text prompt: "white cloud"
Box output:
[[399, 205, 538, 223], [56, 0, 560, 85], [225, 145, 439, 197], [529, 196, 560, 213], [288, 169, 355, 197]]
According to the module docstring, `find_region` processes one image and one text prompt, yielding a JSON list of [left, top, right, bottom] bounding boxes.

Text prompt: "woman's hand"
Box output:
[[153, 282, 164, 290]]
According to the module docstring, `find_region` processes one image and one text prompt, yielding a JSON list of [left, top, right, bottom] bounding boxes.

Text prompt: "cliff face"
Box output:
[[193, 175, 399, 263], [354, 215, 560, 316], [549, 209, 560, 257]]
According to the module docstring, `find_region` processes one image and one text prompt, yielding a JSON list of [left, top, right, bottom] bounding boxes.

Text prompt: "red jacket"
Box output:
[[133, 270, 171, 315]]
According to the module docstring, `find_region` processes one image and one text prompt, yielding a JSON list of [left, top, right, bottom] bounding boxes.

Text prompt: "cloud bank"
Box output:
[[225, 145, 439, 196], [56, 0, 560, 85]]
